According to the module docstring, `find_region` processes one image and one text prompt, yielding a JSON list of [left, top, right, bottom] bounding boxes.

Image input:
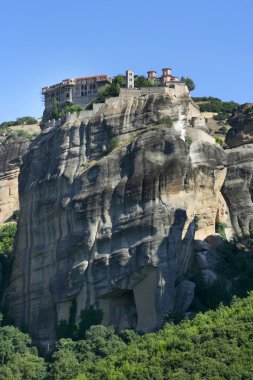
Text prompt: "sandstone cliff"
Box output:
[[0, 133, 30, 223], [7, 92, 227, 349], [222, 104, 253, 235]]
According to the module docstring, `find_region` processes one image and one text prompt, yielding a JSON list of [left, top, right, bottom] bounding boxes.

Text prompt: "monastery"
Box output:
[[42, 68, 183, 115]]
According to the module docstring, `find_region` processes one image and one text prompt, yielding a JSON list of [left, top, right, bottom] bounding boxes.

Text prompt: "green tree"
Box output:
[[112, 74, 126, 87], [59, 103, 84, 118], [0, 223, 17, 259], [51, 99, 59, 119], [134, 75, 154, 88], [181, 76, 195, 91], [96, 83, 120, 102]]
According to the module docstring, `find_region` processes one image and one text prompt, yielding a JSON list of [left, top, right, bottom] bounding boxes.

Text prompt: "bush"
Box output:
[[185, 134, 193, 145], [215, 222, 227, 239], [157, 116, 173, 127], [96, 83, 120, 103], [0, 117, 37, 128], [59, 104, 84, 118], [214, 135, 223, 146]]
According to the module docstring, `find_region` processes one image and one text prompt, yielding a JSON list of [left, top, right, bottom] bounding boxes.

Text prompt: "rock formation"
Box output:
[[222, 104, 253, 235], [7, 91, 227, 349], [225, 103, 253, 148], [0, 134, 30, 223]]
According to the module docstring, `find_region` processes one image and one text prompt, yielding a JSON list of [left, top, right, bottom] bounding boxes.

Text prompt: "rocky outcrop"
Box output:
[[0, 134, 30, 223], [222, 144, 253, 235], [225, 103, 253, 148], [222, 104, 253, 235], [7, 92, 227, 349]]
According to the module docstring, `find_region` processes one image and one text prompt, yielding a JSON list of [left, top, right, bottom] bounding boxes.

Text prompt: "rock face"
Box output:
[[225, 103, 253, 148], [0, 135, 30, 223], [222, 105, 253, 235], [222, 143, 253, 235], [7, 92, 227, 349]]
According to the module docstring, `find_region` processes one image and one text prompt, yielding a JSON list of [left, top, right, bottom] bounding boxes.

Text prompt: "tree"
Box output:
[[59, 104, 83, 118], [96, 83, 120, 103], [181, 76, 195, 92], [0, 223, 17, 259], [112, 74, 126, 87], [51, 99, 59, 119], [134, 76, 154, 88]]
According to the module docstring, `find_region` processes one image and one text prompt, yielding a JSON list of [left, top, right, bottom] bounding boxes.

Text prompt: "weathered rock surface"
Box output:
[[225, 103, 253, 148], [222, 143, 253, 235], [7, 92, 227, 349], [0, 135, 30, 223]]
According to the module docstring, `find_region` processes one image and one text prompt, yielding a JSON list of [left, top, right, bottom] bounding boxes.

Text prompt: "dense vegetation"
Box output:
[[0, 222, 17, 301], [0, 117, 38, 128], [51, 100, 84, 119], [0, 225, 253, 378], [192, 97, 239, 121]]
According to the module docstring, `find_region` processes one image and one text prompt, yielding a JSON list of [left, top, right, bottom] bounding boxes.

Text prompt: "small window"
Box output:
[[66, 93, 70, 98]]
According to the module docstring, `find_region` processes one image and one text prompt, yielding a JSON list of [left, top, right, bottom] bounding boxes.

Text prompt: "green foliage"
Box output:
[[112, 74, 126, 87], [185, 134, 193, 145], [77, 307, 103, 339], [218, 126, 227, 135], [157, 116, 173, 127], [214, 134, 223, 146], [51, 99, 59, 119], [0, 325, 46, 379], [96, 83, 120, 103], [0, 223, 17, 259], [134, 75, 154, 88], [56, 301, 103, 340], [193, 97, 239, 121], [59, 103, 84, 118], [0, 117, 37, 128], [53, 293, 253, 380], [191, 233, 253, 312], [215, 222, 227, 239], [0, 127, 34, 140], [181, 76, 196, 91]]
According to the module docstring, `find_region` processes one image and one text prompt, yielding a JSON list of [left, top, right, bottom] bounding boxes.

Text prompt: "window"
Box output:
[[66, 93, 70, 98]]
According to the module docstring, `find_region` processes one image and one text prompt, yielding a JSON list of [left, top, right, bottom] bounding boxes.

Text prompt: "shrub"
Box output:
[[185, 134, 193, 145], [59, 104, 83, 118], [96, 83, 120, 103], [215, 222, 227, 239], [157, 116, 173, 127], [0, 117, 37, 128], [214, 135, 223, 146]]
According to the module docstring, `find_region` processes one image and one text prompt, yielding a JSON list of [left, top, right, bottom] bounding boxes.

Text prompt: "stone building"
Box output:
[[42, 74, 112, 115], [147, 67, 179, 85], [126, 69, 134, 88]]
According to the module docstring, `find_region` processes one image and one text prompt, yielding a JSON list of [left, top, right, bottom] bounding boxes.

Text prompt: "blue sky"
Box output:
[[0, 0, 252, 122]]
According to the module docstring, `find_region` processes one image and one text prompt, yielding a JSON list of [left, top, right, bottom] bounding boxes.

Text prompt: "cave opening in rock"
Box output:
[[100, 288, 138, 330]]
